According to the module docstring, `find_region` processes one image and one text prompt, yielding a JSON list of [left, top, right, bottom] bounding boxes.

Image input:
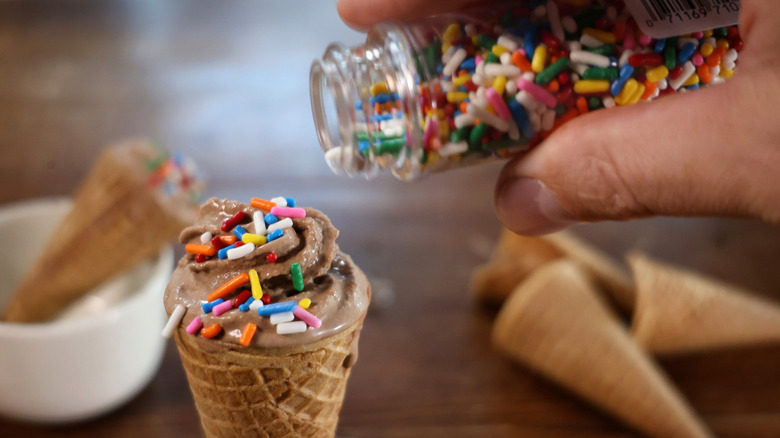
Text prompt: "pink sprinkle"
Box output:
[[624, 22, 636, 50], [212, 300, 234, 316], [485, 88, 512, 121], [475, 55, 483, 66], [270, 206, 306, 218], [421, 115, 438, 148], [691, 53, 704, 66], [692, 31, 704, 39], [293, 306, 322, 329], [638, 33, 653, 46], [186, 316, 203, 335], [516, 78, 557, 108]]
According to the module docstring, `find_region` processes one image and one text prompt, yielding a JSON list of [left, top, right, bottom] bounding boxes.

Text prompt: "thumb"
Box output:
[[494, 77, 780, 236]]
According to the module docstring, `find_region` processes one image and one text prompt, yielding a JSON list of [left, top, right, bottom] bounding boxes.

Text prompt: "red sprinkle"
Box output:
[[233, 290, 252, 307], [628, 53, 663, 67], [266, 252, 278, 263], [234, 241, 245, 248], [195, 254, 207, 263], [668, 65, 684, 80], [211, 236, 226, 250], [221, 211, 247, 232], [261, 294, 272, 305]]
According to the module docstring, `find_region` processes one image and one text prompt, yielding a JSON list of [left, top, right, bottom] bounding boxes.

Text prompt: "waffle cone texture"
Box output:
[[3, 140, 190, 322], [492, 260, 711, 438], [174, 318, 365, 438]]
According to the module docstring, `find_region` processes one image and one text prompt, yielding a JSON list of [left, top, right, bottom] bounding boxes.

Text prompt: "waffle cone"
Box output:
[[629, 253, 780, 355], [492, 260, 711, 438], [3, 140, 192, 322], [173, 318, 365, 438], [471, 229, 634, 311]]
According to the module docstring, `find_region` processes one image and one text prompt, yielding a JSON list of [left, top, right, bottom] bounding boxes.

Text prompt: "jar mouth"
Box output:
[[310, 58, 347, 174]]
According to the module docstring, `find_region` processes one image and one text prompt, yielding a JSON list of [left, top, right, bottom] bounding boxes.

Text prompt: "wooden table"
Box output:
[[1, 1, 778, 437]]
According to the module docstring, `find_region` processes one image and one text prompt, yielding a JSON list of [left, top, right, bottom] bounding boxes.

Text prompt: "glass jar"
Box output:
[[310, 1, 741, 180]]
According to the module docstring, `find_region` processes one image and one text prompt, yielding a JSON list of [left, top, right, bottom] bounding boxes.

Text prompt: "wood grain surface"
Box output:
[[1, 1, 778, 437]]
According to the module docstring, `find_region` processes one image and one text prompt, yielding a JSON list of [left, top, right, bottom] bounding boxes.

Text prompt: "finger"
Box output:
[[493, 77, 780, 236], [337, 0, 481, 30]]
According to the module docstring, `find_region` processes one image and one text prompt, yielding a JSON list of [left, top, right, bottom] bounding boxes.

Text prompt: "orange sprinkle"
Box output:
[[575, 96, 588, 114], [641, 81, 657, 99], [207, 273, 250, 302], [697, 64, 712, 84], [201, 323, 222, 339], [250, 197, 275, 211], [706, 54, 721, 67], [185, 244, 216, 257], [459, 102, 468, 113], [239, 323, 258, 347], [713, 47, 726, 57], [545, 79, 560, 93], [220, 235, 237, 245], [374, 102, 382, 113], [510, 51, 533, 72]]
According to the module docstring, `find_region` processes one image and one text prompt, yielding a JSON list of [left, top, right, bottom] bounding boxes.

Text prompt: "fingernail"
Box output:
[[495, 177, 578, 236]]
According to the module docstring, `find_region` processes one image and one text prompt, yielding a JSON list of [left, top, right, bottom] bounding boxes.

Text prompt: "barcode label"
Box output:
[[625, 0, 740, 38]]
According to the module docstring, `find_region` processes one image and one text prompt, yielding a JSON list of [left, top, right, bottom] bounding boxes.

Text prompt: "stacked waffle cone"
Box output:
[[2, 139, 198, 323], [476, 228, 780, 437], [174, 318, 364, 437]]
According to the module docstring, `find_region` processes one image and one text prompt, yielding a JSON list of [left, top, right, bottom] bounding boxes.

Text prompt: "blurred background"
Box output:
[[1, 1, 779, 437]]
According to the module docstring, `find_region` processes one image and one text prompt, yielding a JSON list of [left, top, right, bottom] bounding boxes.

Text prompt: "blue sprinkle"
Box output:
[[285, 197, 296, 207], [202, 298, 224, 314], [654, 38, 666, 53], [267, 228, 284, 242], [370, 93, 393, 104], [436, 64, 443, 75], [264, 213, 278, 226], [218, 244, 235, 260], [233, 225, 247, 239], [239, 297, 255, 312], [678, 42, 696, 65], [460, 58, 476, 70], [524, 25, 536, 62], [358, 141, 370, 153], [686, 83, 700, 90], [458, 85, 467, 92], [354, 101, 362, 110], [508, 99, 534, 140], [257, 300, 298, 317], [610, 64, 635, 97]]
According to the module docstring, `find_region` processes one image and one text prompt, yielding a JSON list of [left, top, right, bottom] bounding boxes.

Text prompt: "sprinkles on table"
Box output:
[[164, 197, 324, 343], [325, 1, 741, 177]]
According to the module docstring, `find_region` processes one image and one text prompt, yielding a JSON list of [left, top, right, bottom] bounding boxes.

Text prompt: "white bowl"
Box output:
[[0, 197, 173, 424]]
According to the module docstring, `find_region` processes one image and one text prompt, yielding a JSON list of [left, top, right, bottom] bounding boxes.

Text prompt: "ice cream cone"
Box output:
[[174, 317, 365, 438], [3, 139, 199, 322], [492, 260, 712, 438], [629, 253, 780, 355], [471, 229, 634, 311]]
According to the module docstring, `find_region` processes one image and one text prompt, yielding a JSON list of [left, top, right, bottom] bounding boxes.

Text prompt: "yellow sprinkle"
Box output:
[[720, 68, 735, 79], [614, 79, 639, 106], [583, 28, 616, 44], [716, 38, 730, 50], [703, 29, 713, 38], [645, 65, 669, 83], [426, 150, 441, 165], [299, 298, 312, 310], [700, 43, 714, 57], [446, 91, 469, 103], [531, 45, 548, 73], [242, 233, 267, 246], [442, 23, 461, 43], [442, 42, 451, 54], [492, 44, 509, 57], [492, 76, 507, 96], [682, 73, 700, 87], [452, 74, 471, 86], [573, 79, 610, 94], [626, 82, 645, 105], [471, 35, 479, 46], [249, 269, 263, 300], [438, 121, 450, 140], [370, 83, 388, 97]]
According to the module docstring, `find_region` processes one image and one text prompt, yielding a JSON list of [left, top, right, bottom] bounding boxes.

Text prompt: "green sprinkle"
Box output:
[[468, 123, 487, 150], [588, 97, 602, 110], [477, 34, 497, 51], [664, 44, 677, 70], [588, 43, 615, 56], [376, 138, 405, 155], [291, 263, 304, 292], [450, 127, 469, 143], [485, 52, 499, 64], [582, 67, 618, 81], [535, 57, 570, 85], [714, 27, 728, 38]]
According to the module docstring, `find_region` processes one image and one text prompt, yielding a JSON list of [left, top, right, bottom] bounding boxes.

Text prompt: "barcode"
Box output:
[[640, 0, 740, 22]]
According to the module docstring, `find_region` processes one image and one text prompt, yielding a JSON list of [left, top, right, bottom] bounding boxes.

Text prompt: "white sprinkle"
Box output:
[[497, 34, 520, 52], [443, 48, 467, 77], [441, 45, 457, 64], [500, 52, 513, 66], [668, 61, 695, 90], [602, 96, 616, 108], [277, 321, 307, 335], [267, 217, 293, 233], [270, 197, 287, 207], [570, 50, 611, 68], [677, 37, 699, 48], [454, 113, 475, 129], [466, 103, 509, 132], [579, 34, 604, 49], [618, 49, 634, 67], [561, 16, 577, 34], [521, 71, 535, 81], [464, 23, 477, 37], [505, 79, 518, 95], [270, 311, 295, 325], [484, 63, 521, 78], [162, 304, 186, 338], [253, 211, 266, 235], [250, 300, 263, 311], [723, 48, 738, 63], [200, 231, 212, 245], [227, 243, 255, 260], [507, 120, 520, 141], [547, 0, 565, 42], [564, 41, 581, 52], [515, 90, 538, 112], [437, 141, 468, 157], [657, 78, 668, 90]]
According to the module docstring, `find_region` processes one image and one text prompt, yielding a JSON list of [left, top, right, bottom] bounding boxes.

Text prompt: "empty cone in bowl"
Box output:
[[2, 139, 203, 323], [629, 253, 780, 355], [492, 259, 712, 438], [471, 229, 634, 311], [163, 198, 371, 437]]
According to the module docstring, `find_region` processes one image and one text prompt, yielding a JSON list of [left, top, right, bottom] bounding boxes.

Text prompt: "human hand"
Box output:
[[338, 0, 780, 235]]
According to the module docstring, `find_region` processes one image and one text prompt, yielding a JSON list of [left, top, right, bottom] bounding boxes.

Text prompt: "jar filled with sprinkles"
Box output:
[[310, 0, 742, 180]]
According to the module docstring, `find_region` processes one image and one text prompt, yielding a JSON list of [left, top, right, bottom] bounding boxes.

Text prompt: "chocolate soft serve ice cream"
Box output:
[[164, 197, 370, 438]]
